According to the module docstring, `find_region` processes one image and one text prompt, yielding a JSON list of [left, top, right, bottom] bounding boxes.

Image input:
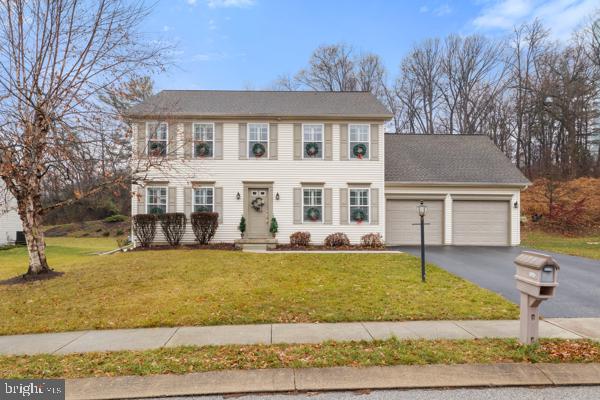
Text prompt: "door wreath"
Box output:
[[251, 197, 264, 211]]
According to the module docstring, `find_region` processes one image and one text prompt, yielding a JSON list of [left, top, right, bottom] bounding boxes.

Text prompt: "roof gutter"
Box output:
[[125, 113, 393, 121], [385, 181, 530, 189]]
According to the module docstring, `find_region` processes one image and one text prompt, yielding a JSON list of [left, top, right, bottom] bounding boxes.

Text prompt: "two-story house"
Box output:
[[128, 90, 529, 247]]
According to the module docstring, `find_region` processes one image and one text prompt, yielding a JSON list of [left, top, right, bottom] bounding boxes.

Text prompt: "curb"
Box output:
[[65, 363, 600, 400]]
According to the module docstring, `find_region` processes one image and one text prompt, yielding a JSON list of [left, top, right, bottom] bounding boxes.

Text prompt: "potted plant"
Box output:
[[238, 216, 246, 238], [269, 217, 278, 238]]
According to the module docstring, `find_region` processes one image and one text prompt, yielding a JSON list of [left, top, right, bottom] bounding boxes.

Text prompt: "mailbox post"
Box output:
[[514, 251, 560, 344]]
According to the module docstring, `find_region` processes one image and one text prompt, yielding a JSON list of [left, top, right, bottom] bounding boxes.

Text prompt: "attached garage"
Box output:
[[452, 200, 510, 246], [386, 199, 443, 245]]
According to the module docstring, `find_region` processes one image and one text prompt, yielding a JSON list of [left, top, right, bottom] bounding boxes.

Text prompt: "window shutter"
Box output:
[[239, 123, 247, 159], [168, 187, 177, 212], [340, 188, 348, 225], [370, 188, 379, 225], [370, 124, 379, 161], [293, 188, 301, 224], [214, 123, 223, 159], [324, 188, 332, 224], [215, 187, 223, 223], [184, 187, 192, 219], [183, 123, 192, 160], [340, 124, 348, 160], [293, 124, 302, 160], [168, 123, 177, 159], [324, 124, 332, 160], [137, 122, 146, 158], [269, 123, 278, 160], [137, 186, 146, 214]]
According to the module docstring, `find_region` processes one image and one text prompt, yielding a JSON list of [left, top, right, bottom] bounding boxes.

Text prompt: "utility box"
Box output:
[[514, 251, 560, 345]]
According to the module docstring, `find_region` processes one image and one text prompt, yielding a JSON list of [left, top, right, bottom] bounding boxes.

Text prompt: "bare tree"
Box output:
[[0, 0, 167, 276]]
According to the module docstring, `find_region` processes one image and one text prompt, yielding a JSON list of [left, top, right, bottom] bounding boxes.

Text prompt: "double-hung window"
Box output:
[[303, 124, 324, 159], [248, 123, 269, 158], [349, 124, 370, 159], [349, 188, 369, 223], [146, 187, 167, 214], [193, 123, 214, 158], [147, 122, 168, 156], [193, 187, 214, 212], [303, 188, 323, 223]]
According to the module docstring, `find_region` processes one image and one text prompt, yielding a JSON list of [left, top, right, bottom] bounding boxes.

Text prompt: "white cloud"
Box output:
[[186, 0, 198, 5], [472, 0, 597, 40], [434, 3, 452, 16], [206, 0, 255, 8]]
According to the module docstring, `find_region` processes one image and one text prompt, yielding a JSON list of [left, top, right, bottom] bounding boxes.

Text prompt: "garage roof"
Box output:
[[385, 134, 530, 186], [127, 90, 392, 119]]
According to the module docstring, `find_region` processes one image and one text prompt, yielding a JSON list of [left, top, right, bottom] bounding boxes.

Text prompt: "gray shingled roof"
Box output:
[[385, 134, 530, 185], [127, 90, 392, 118]]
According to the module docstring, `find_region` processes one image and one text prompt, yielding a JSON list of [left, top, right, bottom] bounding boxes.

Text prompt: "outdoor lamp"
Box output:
[[417, 201, 427, 217], [275, 192, 280, 200], [514, 201, 519, 209], [236, 192, 241, 200]]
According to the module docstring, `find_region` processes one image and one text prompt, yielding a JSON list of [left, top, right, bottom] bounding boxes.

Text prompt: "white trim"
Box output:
[[247, 122, 269, 159], [348, 123, 370, 160], [192, 122, 215, 159], [146, 121, 169, 156], [192, 186, 215, 212], [301, 123, 325, 160], [146, 186, 168, 214], [301, 187, 324, 224], [348, 187, 370, 224]]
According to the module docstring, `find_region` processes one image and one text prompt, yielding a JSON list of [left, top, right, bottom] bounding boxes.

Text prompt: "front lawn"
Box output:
[[1, 338, 598, 379], [522, 231, 600, 260], [0, 238, 518, 335]]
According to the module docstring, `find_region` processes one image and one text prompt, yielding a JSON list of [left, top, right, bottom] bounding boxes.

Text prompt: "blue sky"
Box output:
[[142, 0, 598, 91]]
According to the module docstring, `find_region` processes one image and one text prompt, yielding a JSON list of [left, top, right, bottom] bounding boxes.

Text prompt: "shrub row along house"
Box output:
[[127, 90, 529, 248]]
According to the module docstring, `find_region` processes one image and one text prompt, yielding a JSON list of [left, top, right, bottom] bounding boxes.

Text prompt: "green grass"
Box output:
[[0, 238, 518, 335], [522, 231, 600, 260], [1, 338, 598, 379]]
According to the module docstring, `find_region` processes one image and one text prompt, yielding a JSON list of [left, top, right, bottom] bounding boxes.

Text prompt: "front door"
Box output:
[[246, 188, 270, 238]]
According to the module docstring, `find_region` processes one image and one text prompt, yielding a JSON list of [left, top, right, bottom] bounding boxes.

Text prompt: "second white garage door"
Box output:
[[452, 201, 509, 246], [386, 200, 443, 245]]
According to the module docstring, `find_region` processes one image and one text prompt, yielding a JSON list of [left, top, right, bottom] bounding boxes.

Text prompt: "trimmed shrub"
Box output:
[[104, 214, 127, 223], [159, 213, 187, 246], [289, 231, 311, 247], [191, 212, 219, 244], [324, 232, 350, 247], [269, 217, 278, 237], [133, 214, 157, 247], [361, 233, 384, 248]]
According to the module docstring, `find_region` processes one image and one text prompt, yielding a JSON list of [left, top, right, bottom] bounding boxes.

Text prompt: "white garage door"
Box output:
[[386, 200, 443, 245], [453, 201, 509, 246]]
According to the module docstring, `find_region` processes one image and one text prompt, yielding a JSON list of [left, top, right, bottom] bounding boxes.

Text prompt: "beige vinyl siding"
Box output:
[[0, 187, 22, 245], [385, 199, 443, 245], [132, 122, 384, 244], [452, 200, 510, 246]]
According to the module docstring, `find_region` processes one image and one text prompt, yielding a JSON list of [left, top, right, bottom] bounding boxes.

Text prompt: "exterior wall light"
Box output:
[[275, 192, 280, 200], [514, 201, 518, 209], [236, 192, 241, 200], [417, 201, 428, 217]]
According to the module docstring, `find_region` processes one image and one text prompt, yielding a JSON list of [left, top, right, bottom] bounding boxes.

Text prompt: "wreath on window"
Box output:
[[195, 141, 211, 157], [305, 142, 320, 157], [149, 206, 165, 215], [351, 208, 367, 224], [251, 197, 264, 211], [306, 207, 321, 221], [352, 143, 367, 159], [252, 142, 266, 158], [148, 141, 165, 156]]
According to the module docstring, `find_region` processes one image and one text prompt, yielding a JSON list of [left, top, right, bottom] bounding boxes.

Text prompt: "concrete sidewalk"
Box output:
[[1, 318, 598, 356], [65, 363, 600, 400]]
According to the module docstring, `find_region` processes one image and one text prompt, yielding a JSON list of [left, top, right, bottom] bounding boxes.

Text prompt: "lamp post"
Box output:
[[417, 201, 428, 283]]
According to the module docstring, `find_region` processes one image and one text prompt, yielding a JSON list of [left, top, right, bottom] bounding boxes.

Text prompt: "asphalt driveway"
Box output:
[[393, 246, 600, 318]]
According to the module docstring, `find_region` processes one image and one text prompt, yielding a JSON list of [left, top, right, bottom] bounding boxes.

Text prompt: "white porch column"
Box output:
[[444, 193, 452, 245]]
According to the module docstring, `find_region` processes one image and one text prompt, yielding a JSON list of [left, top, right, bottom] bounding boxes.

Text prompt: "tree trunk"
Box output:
[[19, 194, 51, 276]]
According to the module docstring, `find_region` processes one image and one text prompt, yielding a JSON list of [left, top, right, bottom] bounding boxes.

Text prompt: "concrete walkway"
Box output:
[[65, 363, 600, 400], [1, 318, 599, 356]]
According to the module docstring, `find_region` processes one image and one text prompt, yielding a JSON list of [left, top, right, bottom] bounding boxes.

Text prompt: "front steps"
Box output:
[[235, 238, 278, 252]]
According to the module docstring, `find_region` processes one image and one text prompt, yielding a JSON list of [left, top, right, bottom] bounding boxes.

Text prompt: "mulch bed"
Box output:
[[0, 270, 65, 286], [272, 245, 387, 251], [130, 243, 238, 251]]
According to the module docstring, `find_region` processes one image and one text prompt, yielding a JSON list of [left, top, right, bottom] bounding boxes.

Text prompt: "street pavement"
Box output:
[[165, 386, 600, 400], [393, 246, 600, 317]]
